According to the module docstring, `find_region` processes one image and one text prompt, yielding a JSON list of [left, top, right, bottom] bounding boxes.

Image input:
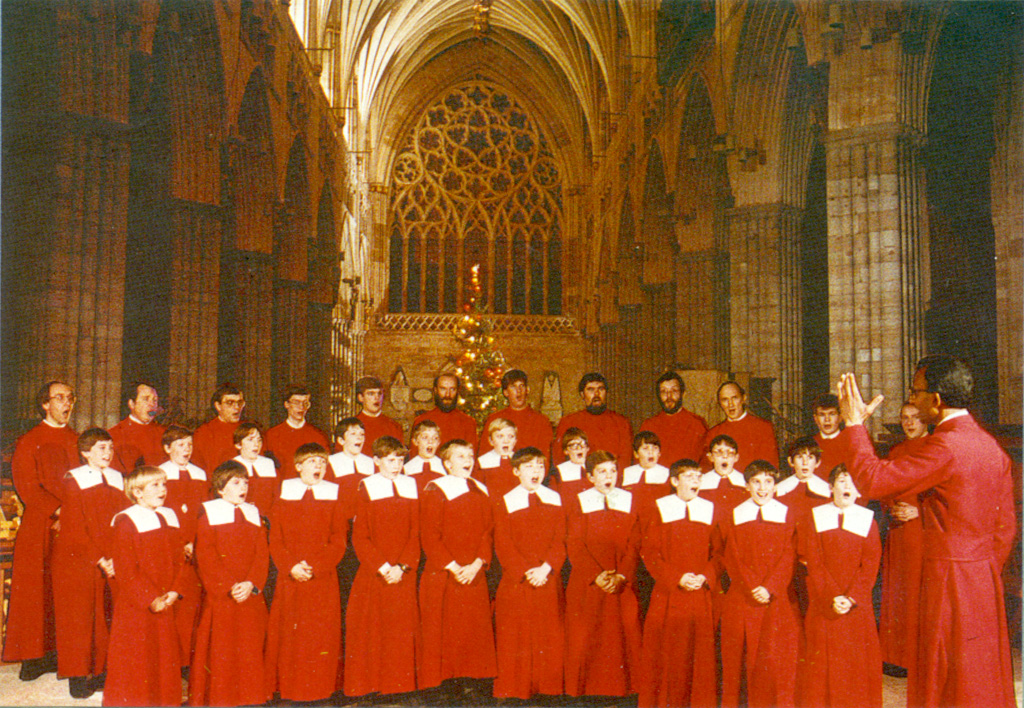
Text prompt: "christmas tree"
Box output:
[[453, 264, 507, 426]]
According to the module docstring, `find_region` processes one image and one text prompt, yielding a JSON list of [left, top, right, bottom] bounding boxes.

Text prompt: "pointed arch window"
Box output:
[[386, 79, 563, 314]]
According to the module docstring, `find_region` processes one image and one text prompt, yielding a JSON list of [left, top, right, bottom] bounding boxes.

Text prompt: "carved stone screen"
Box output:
[[387, 78, 563, 315]]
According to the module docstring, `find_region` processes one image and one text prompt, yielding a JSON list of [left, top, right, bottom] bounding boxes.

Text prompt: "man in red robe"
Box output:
[[192, 384, 246, 473], [702, 381, 778, 471], [354, 376, 404, 450], [554, 373, 633, 471], [639, 371, 708, 468], [108, 382, 166, 472], [811, 393, 847, 480], [410, 373, 478, 454], [3, 381, 79, 680], [838, 355, 1017, 708], [480, 370, 554, 457], [263, 385, 330, 479]]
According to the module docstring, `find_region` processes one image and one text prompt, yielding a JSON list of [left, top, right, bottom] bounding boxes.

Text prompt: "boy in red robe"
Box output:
[[265, 443, 348, 702], [699, 434, 749, 514], [564, 450, 643, 698], [549, 427, 590, 502], [419, 439, 496, 700], [327, 417, 375, 512], [622, 430, 672, 521], [493, 447, 566, 700], [403, 419, 446, 492], [344, 436, 421, 698], [719, 459, 800, 708], [53, 428, 129, 699], [104, 466, 187, 707], [639, 459, 718, 708], [189, 460, 270, 707], [263, 385, 330, 479], [231, 421, 279, 520], [476, 417, 519, 499], [158, 424, 208, 668], [797, 464, 882, 708]]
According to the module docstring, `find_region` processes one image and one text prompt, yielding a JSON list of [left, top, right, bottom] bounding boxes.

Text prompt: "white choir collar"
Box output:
[[69, 465, 124, 491], [733, 498, 788, 525], [234, 455, 277, 478], [363, 472, 418, 501], [404, 456, 445, 475], [428, 474, 488, 501], [623, 463, 669, 487], [818, 429, 841, 440], [504, 484, 561, 513], [578, 486, 632, 514], [557, 461, 583, 482], [938, 409, 970, 425], [812, 502, 874, 537], [203, 498, 261, 526], [128, 414, 149, 425], [656, 494, 714, 525], [279, 477, 339, 500], [159, 459, 206, 481], [477, 450, 505, 469], [728, 411, 748, 422], [114, 505, 179, 532], [285, 418, 306, 430], [775, 473, 830, 498], [42, 418, 66, 428], [700, 470, 746, 490], [360, 410, 382, 418], [329, 451, 374, 478]]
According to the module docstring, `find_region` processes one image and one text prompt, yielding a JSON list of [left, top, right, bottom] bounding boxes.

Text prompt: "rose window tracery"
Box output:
[[387, 79, 563, 315]]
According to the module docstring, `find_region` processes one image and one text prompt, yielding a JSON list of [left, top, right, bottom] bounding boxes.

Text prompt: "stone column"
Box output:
[[825, 124, 929, 426], [725, 203, 803, 423], [991, 57, 1023, 425], [272, 280, 309, 407], [674, 248, 728, 371]]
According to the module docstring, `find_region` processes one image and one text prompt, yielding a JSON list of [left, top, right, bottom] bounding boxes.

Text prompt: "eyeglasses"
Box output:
[[565, 441, 587, 449], [286, 399, 311, 409], [220, 399, 245, 408], [49, 394, 76, 404]]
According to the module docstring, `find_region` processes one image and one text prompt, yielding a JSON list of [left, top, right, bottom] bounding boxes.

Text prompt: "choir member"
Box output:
[[263, 385, 330, 479], [192, 384, 246, 474], [476, 417, 519, 499], [554, 373, 633, 470], [108, 382, 166, 472], [639, 371, 708, 468], [410, 374, 478, 453], [480, 370, 554, 457], [701, 381, 779, 471], [355, 376, 405, 450]]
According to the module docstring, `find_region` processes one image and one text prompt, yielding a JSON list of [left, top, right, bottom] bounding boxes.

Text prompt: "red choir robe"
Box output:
[[233, 454, 279, 520], [418, 475, 496, 689], [697, 470, 749, 514], [814, 431, 848, 481], [554, 409, 634, 472], [191, 418, 239, 476], [480, 406, 554, 457], [775, 473, 832, 522], [403, 455, 446, 495], [638, 494, 719, 708], [878, 435, 929, 671], [189, 499, 270, 707], [328, 451, 375, 518], [108, 416, 167, 473], [265, 478, 348, 701], [3, 420, 78, 663], [52, 466, 129, 678], [797, 502, 882, 708], [719, 498, 800, 708], [845, 413, 1017, 708], [158, 460, 209, 666], [549, 461, 590, 505], [493, 485, 566, 699], [476, 450, 518, 501], [702, 412, 779, 471], [621, 463, 672, 525], [410, 407, 478, 454], [564, 487, 643, 697], [639, 408, 709, 468], [344, 473, 421, 696], [104, 506, 187, 707], [263, 420, 330, 479], [356, 410, 404, 451]]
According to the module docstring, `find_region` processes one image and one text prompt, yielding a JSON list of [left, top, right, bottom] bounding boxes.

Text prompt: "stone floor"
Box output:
[[0, 657, 1020, 707]]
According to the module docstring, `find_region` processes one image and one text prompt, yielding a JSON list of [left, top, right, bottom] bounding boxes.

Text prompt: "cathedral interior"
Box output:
[[2, 0, 1021, 444]]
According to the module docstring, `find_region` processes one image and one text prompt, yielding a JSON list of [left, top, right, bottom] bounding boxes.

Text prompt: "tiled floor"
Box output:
[[0, 656, 1019, 707]]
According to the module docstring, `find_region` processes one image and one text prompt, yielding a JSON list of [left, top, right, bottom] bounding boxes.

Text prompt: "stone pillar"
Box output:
[[991, 58, 1023, 425], [674, 248, 728, 371], [825, 124, 929, 427], [725, 203, 803, 423], [1, 2, 131, 431], [272, 280, 309, 408]]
